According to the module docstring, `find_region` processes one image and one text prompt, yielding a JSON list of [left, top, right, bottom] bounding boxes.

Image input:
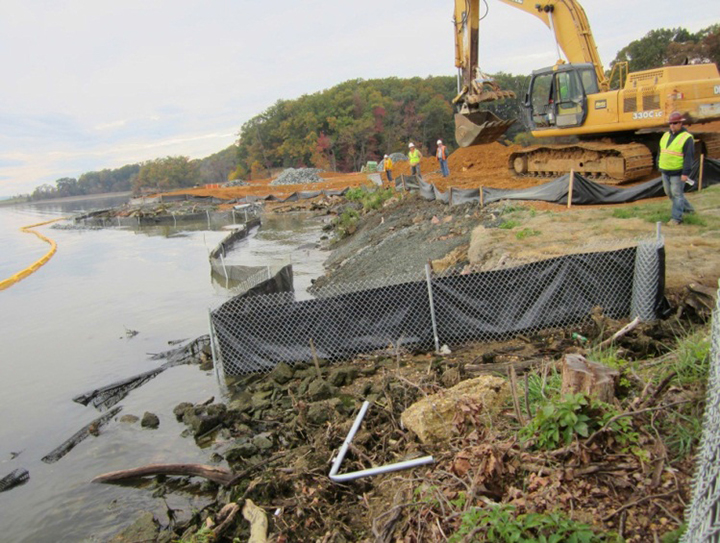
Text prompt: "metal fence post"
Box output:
[[425, 263, 441, 353], [208, 310, 228, 394]]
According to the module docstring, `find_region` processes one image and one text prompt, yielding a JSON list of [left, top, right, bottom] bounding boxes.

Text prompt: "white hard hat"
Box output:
[[384, 154, 388, 158], [408, 142, 415, 148], [437, 140, 442, 144]]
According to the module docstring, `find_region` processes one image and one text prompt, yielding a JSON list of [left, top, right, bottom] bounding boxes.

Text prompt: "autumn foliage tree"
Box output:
[[133, 156, 199, 194]]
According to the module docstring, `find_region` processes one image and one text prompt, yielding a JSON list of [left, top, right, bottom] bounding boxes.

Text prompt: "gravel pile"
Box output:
[[224, 179, 249, 187], [270, 168, 323, 186], [390, 152, 407, 163]]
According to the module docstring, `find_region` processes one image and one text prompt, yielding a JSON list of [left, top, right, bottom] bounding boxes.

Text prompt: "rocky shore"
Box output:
[[100, 187, 717, 542]]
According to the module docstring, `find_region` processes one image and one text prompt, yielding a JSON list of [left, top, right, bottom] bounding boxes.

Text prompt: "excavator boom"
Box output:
[[453, 0, 608, 147]]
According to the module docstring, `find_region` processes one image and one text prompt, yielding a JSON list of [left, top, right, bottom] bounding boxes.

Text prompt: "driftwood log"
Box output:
[[92, 451, 288, 488], [0, 468, 29, 492], [561, 354, 619, 403], [74, 335, 211, 410], [92, 463, 236, 486], [42, 406, 122, 464]]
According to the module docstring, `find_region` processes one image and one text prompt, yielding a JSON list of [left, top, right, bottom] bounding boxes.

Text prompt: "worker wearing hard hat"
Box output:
[[436, 140, 449, 177], [658, 111, 695, 226], [383, 154, 393, 187], [408, 142, 422, 179]]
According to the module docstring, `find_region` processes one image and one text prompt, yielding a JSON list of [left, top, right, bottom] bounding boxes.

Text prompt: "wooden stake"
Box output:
[[567, 169, 575, 209], [479, 186, 484, 207], [699, 154, 705, 191], [508, 366, 526, 425], [309, 337, 322, 378]]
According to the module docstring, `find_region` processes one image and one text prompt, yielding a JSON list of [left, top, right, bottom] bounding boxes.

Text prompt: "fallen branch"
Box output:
[[93, 451, 288, 490], [597, 316, 640, 349], [92, 463, 236, 486], [602, 490, 678, 521], [465, 358, 547, 375], [213, 502, 241, 540], [639, 371, 677, 409], [585, 400, 692, 446]]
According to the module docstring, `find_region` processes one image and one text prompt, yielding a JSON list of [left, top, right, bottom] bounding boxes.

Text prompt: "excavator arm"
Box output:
[[453, 0, 608, 147]]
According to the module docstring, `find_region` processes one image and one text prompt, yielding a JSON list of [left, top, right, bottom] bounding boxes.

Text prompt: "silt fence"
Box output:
[[209, 237, 666, 376]]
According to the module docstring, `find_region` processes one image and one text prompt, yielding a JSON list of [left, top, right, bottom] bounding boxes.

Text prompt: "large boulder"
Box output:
[[400, 375, 509, 443]]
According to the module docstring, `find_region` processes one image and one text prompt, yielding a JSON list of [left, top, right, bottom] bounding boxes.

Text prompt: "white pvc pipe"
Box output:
[[329, 401, 434, 482]]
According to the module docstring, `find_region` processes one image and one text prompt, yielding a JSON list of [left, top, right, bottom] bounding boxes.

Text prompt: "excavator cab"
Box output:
[[524, 63, 595, 130]]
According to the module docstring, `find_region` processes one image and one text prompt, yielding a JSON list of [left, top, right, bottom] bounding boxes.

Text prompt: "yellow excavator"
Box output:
[[453, 0, 720, 183]]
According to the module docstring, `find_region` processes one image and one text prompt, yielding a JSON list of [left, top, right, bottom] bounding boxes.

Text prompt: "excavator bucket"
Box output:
[[454, 111, 516, 147]]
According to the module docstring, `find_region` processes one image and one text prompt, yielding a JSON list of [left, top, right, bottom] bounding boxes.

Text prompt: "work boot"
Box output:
[[667, 219, 681, 226]]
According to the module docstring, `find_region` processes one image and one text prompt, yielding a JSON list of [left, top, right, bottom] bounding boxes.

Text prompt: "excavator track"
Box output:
[[508, 142, 654, 184], [696, 132, 720, 160]]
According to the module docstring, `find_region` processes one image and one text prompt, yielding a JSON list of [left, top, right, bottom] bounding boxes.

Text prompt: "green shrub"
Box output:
[[520, 393, 638, 451], [449, 504, 606, 542], [334, 208, 360, 238]]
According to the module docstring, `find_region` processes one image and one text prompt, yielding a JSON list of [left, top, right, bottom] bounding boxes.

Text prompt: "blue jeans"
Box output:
[[661, 172, 694, 222], [439, 158, 449, 177], [411, 164, 421, 178]]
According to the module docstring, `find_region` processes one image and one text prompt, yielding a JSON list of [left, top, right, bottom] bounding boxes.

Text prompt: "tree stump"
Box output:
[[561, 354, 619, 403]]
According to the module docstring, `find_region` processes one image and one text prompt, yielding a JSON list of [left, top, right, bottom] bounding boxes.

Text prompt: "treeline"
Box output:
[[233, 74, 527, 180], [611, 24, 720, 72], [29, 146, 237, 201], [30, 24, 719, 198]]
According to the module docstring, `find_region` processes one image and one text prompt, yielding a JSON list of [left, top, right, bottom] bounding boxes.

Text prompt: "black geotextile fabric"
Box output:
[[212, 280, 433, 374], [211, 246, 664, 374], [433, 248, 638, 344], [235, 158, 720, 207]]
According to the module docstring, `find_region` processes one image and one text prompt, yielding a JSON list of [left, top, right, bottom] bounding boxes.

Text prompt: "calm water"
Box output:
[[0, 195, 328, 542]]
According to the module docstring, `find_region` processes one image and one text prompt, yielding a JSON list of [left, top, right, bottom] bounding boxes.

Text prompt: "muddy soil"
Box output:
[[112, 313, 706, 542]]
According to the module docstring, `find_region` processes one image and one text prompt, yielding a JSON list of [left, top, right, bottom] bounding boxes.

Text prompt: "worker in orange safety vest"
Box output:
[[436, 139, 449, 177]]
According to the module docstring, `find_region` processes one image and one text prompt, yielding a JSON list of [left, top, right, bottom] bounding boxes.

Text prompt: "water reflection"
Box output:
[[0, 198, 329, 542]]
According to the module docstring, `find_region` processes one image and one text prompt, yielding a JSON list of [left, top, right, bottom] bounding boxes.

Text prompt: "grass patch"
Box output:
[[516, 228, 541, 240], [499, 219, 521, 229]]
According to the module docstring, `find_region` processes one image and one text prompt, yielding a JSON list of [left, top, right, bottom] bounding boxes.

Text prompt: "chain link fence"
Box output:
[[681, 280, 720, 543], [209, 236, 666, 376]]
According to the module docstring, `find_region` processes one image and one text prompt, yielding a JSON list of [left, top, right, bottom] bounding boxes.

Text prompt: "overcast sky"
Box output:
[[0, 0, 717, 197]]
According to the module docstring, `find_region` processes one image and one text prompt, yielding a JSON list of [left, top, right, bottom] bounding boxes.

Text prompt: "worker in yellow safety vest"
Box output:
[[408, 142, 422, 178], [658, 111, 696, 226], [383, 154, 393, 186]]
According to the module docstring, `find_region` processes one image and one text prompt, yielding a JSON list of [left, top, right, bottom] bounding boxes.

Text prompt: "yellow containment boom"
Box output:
[[0, 218, 63, 291]]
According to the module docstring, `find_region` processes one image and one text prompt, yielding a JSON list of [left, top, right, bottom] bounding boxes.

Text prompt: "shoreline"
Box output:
[[3, 191, 132, 206]]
